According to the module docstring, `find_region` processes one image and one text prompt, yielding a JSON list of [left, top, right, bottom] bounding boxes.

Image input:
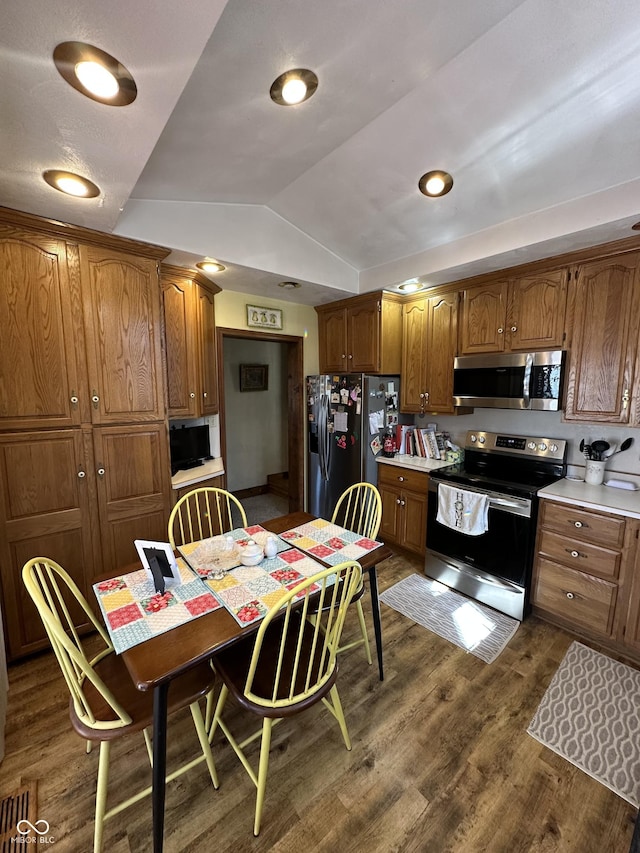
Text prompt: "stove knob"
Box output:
[[538, 442, 547, 451], [470, 434, 477, 443], [478, 435, 486, 444], [527, 441, 537, 450], [549, 443, 558, 452]]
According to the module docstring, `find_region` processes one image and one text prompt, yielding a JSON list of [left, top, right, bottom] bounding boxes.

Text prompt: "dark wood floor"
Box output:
[[2, 551, 637, 852]]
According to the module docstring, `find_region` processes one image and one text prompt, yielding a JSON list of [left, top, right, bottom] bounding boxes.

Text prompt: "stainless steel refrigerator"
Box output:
[[306, 374, 402, 519]]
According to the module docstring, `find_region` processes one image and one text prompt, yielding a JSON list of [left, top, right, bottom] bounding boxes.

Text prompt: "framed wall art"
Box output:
[[246, 304, 283, 330], [240, 363, 269, 392]]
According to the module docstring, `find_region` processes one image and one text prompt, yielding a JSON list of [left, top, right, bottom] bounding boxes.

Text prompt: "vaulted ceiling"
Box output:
[[3, 0, 640, 305]]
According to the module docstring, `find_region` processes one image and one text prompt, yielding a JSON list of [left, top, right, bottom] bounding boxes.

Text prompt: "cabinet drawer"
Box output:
[[540, 500, 625, 549], [377, 464, 428, 494], [537, 529, 621, 580], [533, 557, 617, 636]]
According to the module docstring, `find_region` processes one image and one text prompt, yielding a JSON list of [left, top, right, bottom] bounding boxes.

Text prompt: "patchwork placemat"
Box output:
[[280, 518, 383, 566], [93, 559, 222, 654], [178, 524, 289, 578], [203, 548, 332, 627]]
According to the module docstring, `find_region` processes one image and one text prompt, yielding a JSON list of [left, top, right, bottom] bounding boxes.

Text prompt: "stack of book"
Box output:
[[394, 425, 447, 459]]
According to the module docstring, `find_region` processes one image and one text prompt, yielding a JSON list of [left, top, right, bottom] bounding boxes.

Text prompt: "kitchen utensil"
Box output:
[[580, 440, 591, 460], [603, 443, 617, 458], [590, 440, 610, 461], [609, 437, 634, 456]]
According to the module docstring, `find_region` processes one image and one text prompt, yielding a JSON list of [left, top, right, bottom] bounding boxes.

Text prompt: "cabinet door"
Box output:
[[379, 481, 401, 543], [318, 306, 347, 373], [459, 281, 508, 354], [0, 229, 86, 430], [162, 275, 199, 418], [80, 246, 165, 423], [564, 254, 640, 423], [348, 300, 379, 372], [402, 490, 428, 556], [0, 429, 101, 660], [196, 284, 219, 416], [424, 292, 458, 413], [93, 423, 172, 573], [508, 270, 567, 351], [401, 298, 428, 413]]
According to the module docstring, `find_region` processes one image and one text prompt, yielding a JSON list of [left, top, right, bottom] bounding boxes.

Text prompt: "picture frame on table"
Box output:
[[246, 304, 283, 330], [134, 540, 181, 593]]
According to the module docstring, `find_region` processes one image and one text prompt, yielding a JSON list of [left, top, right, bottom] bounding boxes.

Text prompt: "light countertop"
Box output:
[[538, 478, 640, 519], [375, 454, 453, 474], [171, 457, 225, 490]]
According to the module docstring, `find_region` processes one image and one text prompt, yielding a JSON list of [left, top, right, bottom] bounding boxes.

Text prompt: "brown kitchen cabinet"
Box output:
[[172, 473, 226, 505], [401, 290, 460, 414], [459, 269, 567, 354], [316, 291, 403, 374], [563, 252, 640, 424], [161, 265, 221, 418], [0, 208, 173, 660], [378, 463, 428, 556], [532, 499, 640, 653]]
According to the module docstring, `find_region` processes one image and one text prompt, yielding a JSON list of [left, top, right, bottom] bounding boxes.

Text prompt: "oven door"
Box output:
[[425, 478, 535, 620]]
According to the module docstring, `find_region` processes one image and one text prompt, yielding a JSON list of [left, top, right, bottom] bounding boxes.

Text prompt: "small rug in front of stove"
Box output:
[[528, 640, 640, 807], [379, 573, 518, 664]]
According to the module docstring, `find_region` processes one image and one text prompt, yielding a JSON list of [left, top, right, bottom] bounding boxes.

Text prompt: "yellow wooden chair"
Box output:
[[22, 557, 219, 853], [168, 486, 248, 548], [330, 482, 382, 664], [208, 560, 362, 836]]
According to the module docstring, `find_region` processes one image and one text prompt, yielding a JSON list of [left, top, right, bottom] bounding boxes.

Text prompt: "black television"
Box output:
[[169, 425, 211, 474]]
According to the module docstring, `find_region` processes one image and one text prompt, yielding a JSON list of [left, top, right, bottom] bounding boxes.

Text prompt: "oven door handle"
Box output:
[[489, 496, 528, 510], [444, 561, 522, 593]]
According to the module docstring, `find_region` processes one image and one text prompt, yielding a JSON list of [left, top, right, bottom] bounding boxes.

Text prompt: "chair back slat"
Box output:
[[244, 561, 362, 710], [22, 558, 132, 731], [331, 483, 382, 540], [168, 487, 248, 548]]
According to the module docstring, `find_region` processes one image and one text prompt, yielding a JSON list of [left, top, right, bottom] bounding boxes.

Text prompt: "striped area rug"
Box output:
[[379, 573, 519, 664], [528, 641, 640, 807]]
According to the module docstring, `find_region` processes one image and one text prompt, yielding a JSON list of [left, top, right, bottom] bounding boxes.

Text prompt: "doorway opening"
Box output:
[[216, 327, 304, 518]]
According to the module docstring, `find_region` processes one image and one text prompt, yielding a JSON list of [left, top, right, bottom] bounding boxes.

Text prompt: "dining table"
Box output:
[[117, 510, 392, 853]]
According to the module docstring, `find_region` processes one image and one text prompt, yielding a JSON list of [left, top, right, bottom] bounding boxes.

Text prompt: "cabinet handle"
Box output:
[[396, 498, 401, 505], [419, 393, 425, 399], [190, 392, 196, 399], [341, 354, 346, 359], [424, 391, 429, 402], [70, 392, 79, 407], [497, 328, 504, 334], [91, 390, 100, 409], [566, 549, 582, 559], [622, 388, 630, 409], [348, 354, 353, 360], [203, 392, 208, 398], [97, 467, 105, 477], [400, 500, 405, 506], [566, 592, 575, 600], [511, 326, 517, 333], [398, 476, 405, 482], [77, 470, 86, 479], [573, 521, 586, 528]]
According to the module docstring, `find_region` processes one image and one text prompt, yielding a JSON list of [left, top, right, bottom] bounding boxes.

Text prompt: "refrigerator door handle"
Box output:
[[317, 392, 331, 481]]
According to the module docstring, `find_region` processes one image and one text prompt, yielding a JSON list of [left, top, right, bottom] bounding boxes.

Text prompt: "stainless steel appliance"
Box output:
[[307, 374, 402, 519], [425, 430, 567, 620], [453, 350, 565, 410]]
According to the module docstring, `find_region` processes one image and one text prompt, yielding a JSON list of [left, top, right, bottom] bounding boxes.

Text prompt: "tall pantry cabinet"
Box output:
[[0, 209, 173, 660]]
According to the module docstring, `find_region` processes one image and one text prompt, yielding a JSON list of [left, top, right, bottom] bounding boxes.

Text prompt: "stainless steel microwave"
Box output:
[[453, 350, 565, 410]]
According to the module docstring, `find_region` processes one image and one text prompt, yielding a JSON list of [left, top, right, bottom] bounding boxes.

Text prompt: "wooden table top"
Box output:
[[120, 512, 392, 691]]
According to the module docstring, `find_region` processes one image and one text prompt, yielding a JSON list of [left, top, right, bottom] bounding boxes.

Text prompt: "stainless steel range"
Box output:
[[425, 430, 567, 621]]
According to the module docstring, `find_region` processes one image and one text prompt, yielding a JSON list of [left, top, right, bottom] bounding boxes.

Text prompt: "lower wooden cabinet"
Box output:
[[0, 425, 172, 660], [172, 473, 226, 504], [378, 464, 428, 556], [532, 498, 640, 658]]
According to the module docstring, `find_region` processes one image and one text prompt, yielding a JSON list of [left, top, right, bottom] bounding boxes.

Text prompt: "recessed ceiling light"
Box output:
[[196, 260, 225, 274], [42, 170, 100, 198], [419, 170, 454, 197], [278, 281, 301, 289], [270, 69, 318, 106], [398, 281, 421, 293], [53, 42, 137, 106]]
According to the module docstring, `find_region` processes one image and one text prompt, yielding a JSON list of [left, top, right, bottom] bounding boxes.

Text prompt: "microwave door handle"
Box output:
[[522, 353, 533, 408]]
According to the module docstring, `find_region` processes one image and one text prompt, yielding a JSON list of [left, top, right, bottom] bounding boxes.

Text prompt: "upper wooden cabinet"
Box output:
[[459, 269, 568, 354], [81, 245, 166, 424], [401, 290, 459, 414], [161, 265, 221, 418], [564, 253, 640, 424], [316, 291, 402, 374], [0, 227, 87, 430]]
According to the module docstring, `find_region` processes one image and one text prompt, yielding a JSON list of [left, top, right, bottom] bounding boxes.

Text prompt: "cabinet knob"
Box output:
[[77, 470, 86, 479], [348, 354, 353, 360], [400, 500, 406, 506], [70, 393, 79, 406], [190, 392, 196, 399], [573, 521, 583, 528], [566, 592, 575, 600], [203, 392, 208, 398], [341, 354, 346, 359], [511, 326, 517, 333], [97, 467, 105, 477], [567, 549, 581, 558], [497, 327, 504, 334], [396, 498, 401, 505], [398, 476, 405, 482], [622, 388, 630, 408], [91, 390, 100, 408]]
